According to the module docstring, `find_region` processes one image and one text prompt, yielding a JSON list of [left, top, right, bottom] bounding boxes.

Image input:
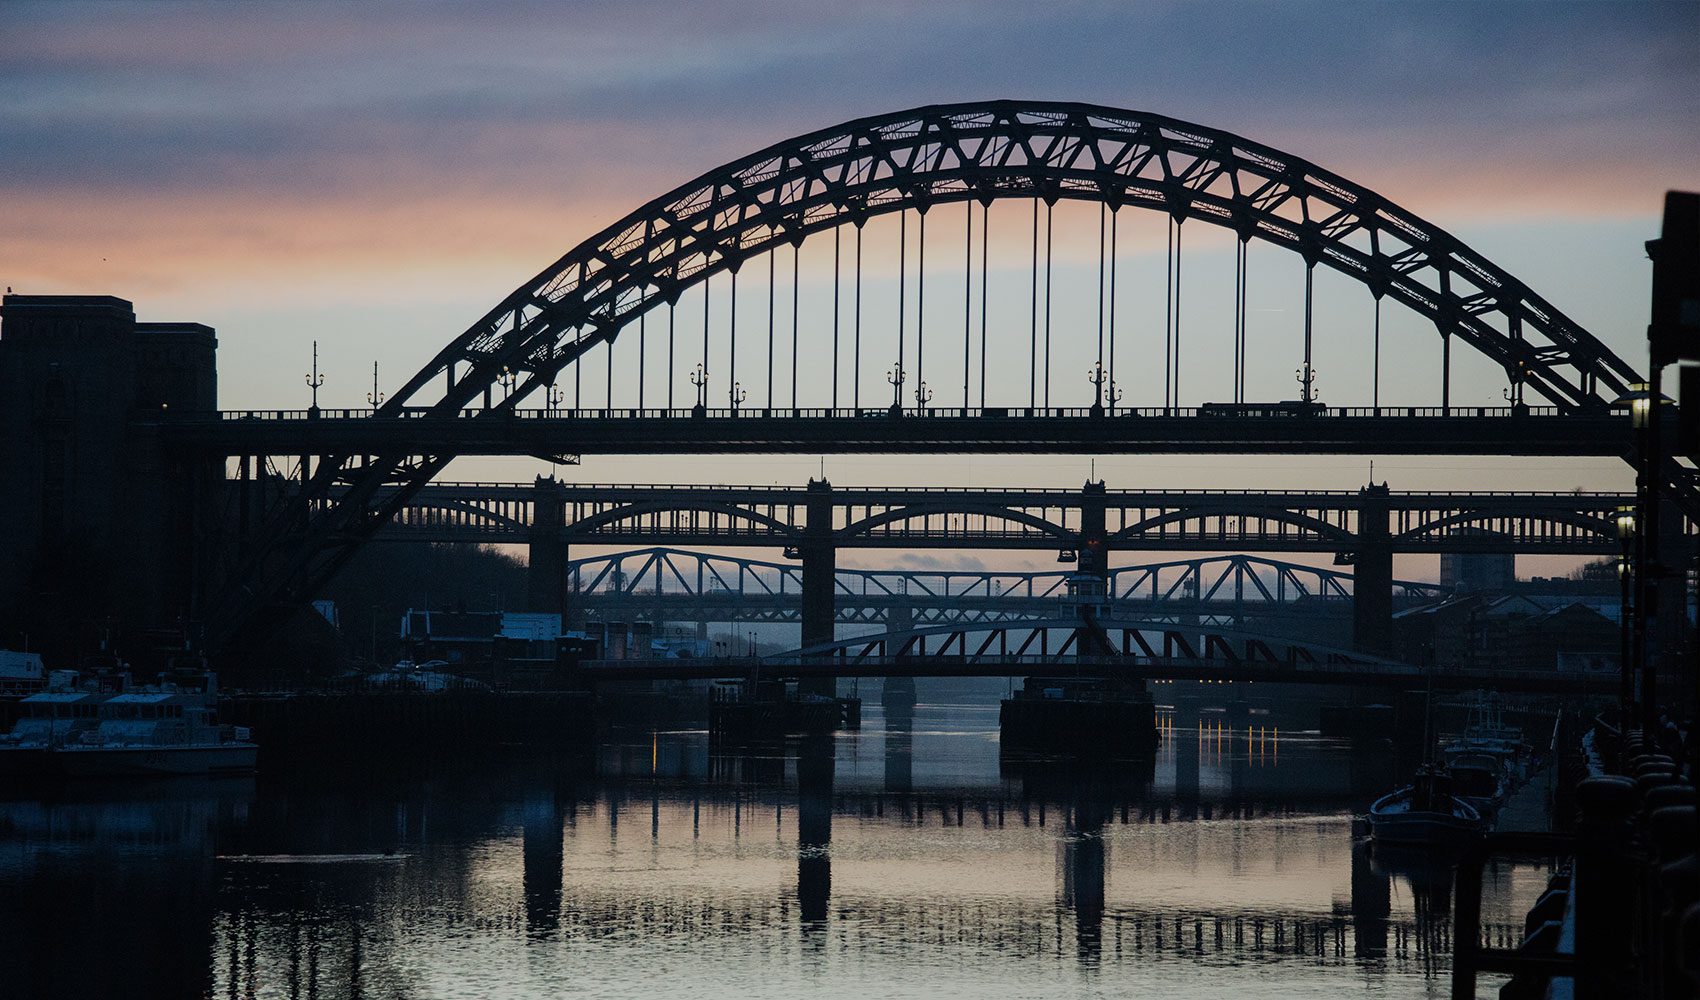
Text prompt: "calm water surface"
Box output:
[[0, 697, 1544, 999]]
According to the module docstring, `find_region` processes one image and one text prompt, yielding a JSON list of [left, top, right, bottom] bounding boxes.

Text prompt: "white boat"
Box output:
[[0, 689, 110, 776], [53, 688, 257, 776], [1368, 764, 1484, 847]]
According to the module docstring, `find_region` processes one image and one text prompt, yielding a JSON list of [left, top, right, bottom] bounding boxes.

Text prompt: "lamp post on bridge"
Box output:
[[1088, 364, 1110, 415], [366, 361, 384, 411], [498, 366, 518, 402], [304, 340, 325, 416], [887, 365, 905, 415], [914, 380, 933, 410], [546, 382, 564, 414], [1294, 363, 1318, 406], [689, 363, 708, 416], [730, 381, 747, 413]]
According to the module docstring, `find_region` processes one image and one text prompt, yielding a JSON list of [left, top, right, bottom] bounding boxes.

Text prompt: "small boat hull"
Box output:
[[52, 744, 258, 777], [1367, 810, 1482, 847], [1368, 783, 1484, 848]]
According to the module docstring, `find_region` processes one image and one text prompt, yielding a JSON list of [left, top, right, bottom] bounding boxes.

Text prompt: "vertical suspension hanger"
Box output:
[[1164, 216, 1174, 411], [1030, 196, 1039, 410], [701, 263, 712, 405], [1044, 196, 1054, 409], [728, 261, 739, 408], [1301, 257, 1315, 404], [1173, 215, 1183, 409], [1372, 289, 1383, 413], [791, 241, 800, 412], [854, 220, 863, 411], [1108, 204, 1118, 413], [1095, 201, 1106, 407], [667, 293, 676, 410], [1238, 236, 1250, 405], [896, 208, 908, 409], [963, 196, 972, 411], [832, 225, 841, 411], [916, 203, 927, 408], [637, 292, 646, 411], [980, 200, 990, 410], [767, 244, 776, 409], [1237, 236, 1251, 404]]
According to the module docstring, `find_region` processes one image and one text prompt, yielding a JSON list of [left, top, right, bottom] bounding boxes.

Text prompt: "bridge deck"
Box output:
[[578, 655, 1607, 694], [162, 408, 1629, 456]]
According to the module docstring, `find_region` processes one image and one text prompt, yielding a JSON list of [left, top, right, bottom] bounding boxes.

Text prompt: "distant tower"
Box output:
[[1439, 549, 1515, 593]]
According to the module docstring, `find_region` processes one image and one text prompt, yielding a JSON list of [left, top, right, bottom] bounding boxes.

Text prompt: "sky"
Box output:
[[4, 0, 1698, 578]]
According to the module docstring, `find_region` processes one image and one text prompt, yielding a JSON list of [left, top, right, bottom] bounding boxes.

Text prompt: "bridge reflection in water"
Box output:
[[0, 703, 1545, 998]]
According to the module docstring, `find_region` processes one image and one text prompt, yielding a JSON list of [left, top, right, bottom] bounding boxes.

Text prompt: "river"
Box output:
[[0, 694, 1546, 999]]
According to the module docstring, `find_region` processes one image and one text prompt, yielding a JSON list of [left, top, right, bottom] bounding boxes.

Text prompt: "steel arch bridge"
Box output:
[[556, 546, 1445, 627], [203, 100, 1645, 649], [351, 479, 1638, 555]]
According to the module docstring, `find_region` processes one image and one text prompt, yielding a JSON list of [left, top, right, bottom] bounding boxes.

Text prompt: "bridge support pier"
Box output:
[[1073, 480, 1115, 653], [527, 477, 569, 621], [798, 479, 837, 699], [1351, 484, 1394, 657]]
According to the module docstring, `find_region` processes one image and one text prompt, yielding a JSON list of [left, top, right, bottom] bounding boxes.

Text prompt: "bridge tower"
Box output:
[[1073, 480, 1112, 643], [797, 478, 837, 698], [526, 476, 570, 622], [1351, 483, 1394, 656], [0, 294, 219, 660]]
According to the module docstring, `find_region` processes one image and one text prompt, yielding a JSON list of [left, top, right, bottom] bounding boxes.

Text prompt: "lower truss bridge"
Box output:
[[559, 547, 1445, 629], [577, 617, 1605, 695], [320, 476, 1657, 654]]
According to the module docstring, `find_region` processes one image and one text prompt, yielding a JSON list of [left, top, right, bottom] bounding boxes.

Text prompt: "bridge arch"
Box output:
[[836, 502, 1073, 545], [563, 500, 801, 542], [389, 497, 526, 533], [1109, 504, 1355, 547], [389, 100, 1638, 419], [1393, 508, 1615, 547]]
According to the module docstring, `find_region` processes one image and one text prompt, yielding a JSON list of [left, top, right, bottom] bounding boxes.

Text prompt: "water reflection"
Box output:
[[0, 700, 1547, 999]]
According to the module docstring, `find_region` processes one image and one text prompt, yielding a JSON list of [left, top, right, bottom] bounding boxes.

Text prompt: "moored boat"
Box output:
[[1368, 763, 1485, 847], [1438, 693, 1531, 815], [0, 674, 256, 777], [0, 689, 110, 776], [54, 686, 257, 776]]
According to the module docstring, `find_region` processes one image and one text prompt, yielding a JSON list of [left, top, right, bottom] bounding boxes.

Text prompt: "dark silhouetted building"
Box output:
[[0, 295, 218, 664]]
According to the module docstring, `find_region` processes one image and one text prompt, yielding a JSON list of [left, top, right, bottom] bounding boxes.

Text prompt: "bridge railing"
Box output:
[[210, 403, 1571, 422], [387, 481, 1629, 500]]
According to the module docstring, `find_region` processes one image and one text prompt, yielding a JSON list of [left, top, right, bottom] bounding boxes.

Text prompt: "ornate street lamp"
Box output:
[[689, 364, 709, 416], [1294, 363, 1319, 405], [366, 361, 384, 410], [304, 340, 325, 414]]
